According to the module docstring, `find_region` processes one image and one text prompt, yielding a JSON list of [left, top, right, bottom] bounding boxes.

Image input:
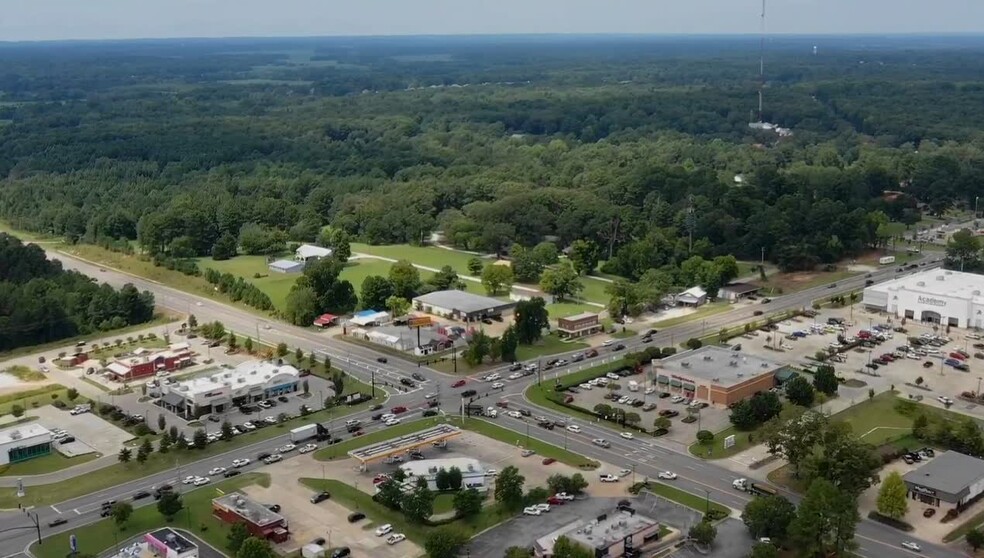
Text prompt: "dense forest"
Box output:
[[1, 35, 984, 298], [0, 234, 156, 351]]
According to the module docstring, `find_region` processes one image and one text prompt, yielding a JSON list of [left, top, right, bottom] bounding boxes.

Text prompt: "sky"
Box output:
[[4, 0, 984, 42]]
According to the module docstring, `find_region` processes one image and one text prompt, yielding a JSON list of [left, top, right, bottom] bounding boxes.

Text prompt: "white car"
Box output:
[[264, 416, 278, 424], [599, 474, 619, 483], [263, 454, 283, 464], [231, 427, 242, 436], [566, 425, 581, 433], [578, 383, 593, 390], [602, 340, 614, 346], [507, 411, 522, 419], [592, 438, 611, 448], [387, 534, 406, 545], [554, 492, 575, 501], [937, 396, 954, 405], [901, 541, 921, 552], [508, 373, 523, 380], [375, 524, 393, 537], [620, 432, 634, 440], [485, 468, 497, 476], [485, 373, 501, 382], [298, 443, 318, 454], [644, 387, 656, 395], [657, 471, 677, 480], [555, 359, 568, 366], [491, 382, 505, 389], [232, 458, 250, 468], [606, 372, 621, 380], [242, 422, 257, 431], [523, 506, 542, 516], [193, 476, 210, 486], [380, 413, 396, 421], [182, 475, 197, 484], [208, 467, 227, 476], [278, 444, 296, 453], [385, 418, 401, 426], [424, 392, 438, 399], [618, 468, 631, 477], [535, 503, 551, 512]]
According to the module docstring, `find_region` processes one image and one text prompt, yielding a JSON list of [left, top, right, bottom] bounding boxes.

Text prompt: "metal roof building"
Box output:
[[903, 451, 984, 509], [412, 290, 515, 321]]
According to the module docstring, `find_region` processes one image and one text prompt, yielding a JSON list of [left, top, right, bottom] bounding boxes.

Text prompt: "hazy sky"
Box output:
[[5, 0, 984, 42]]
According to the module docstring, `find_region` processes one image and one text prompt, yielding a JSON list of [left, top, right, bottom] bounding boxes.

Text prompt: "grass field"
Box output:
[[1, 365, 45, 382], [576, 276, 610, 305], [754, 268, 859, 296], [31, 473, 270, 558], [0, 450, 99, 476], [0, 220, 57, 243], [87, 338, 168, 361], [689, 425, 755, 459], [546, 301, 603, 319], [652, 302, 731, 328], [352, 243, 485, 275], [0, 384, 73, 416], [196, 255, 298, 309], [515, 333, 589, 361]]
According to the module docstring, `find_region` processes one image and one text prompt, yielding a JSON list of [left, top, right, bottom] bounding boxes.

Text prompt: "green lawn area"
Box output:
[[1, 365, 45, 382], [0, 220, 57, 243], [689, 425, 755, 459], [640, 481, 730, 516], [87, 338, 169, 361], [515, 333, 588, 361], [546, 301, 603, 320], [0, 384, 72, 416], [835, 392, 916, 444], [0, 450, 99, 476], [196, 255, 298, 309], [0, 314, 179, 362], [447, 417, 599, 469], [0, 376, 378, 507], [31, 473, 270, 558], [652, 302, 732, 328], [754, 268, 860, 296], [300, 478, 512, 545], [352, 243, 484, 275], [576, 277, 610, 305], [433, 492, 456, 514]]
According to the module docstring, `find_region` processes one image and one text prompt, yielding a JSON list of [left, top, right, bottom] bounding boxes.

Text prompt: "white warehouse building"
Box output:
[[863, 268, 984, 328], [159, 360, 303, 418]]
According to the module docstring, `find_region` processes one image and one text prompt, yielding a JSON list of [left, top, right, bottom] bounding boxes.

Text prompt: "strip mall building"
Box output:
[[863, 268, 984, 328]]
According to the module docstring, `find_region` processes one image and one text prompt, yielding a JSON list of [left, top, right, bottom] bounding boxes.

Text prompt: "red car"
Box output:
[[451, 379, 466, 388], [585, 349, 599, 358], [391, 406, 408, 414], [547, 496, 565, 505], [950, 352, 967, 361], [542, 458, 556, 465]]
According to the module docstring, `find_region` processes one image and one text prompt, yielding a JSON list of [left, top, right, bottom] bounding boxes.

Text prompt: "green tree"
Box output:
[[568, 239, 601, 275], [227, 331, 238, 351], [494, 465, 525, 509], [689, 520, 717, 546], [402, 477, 435, 523], [302, 379, 310, 395], [435, 468, 451, 491], [946, 228, 982, 269], [482, 264, 515, 296], [500, 325, 519, 362], [157, 414, 166, 431], [111, 502, 133, 528], [464, 330, 492, 366], [531, 241, 560, 265], [137, 437, 153, 462], [453, 487, 483, 518], [747, 542, 779, 558], [967, 527, 984, 551], [283, 285, 319, 326], [514, 297, 550, 344], [118, 447, 132, 463], [389, 259, 422, 299], [742, 495, 796, 540], [447, 466, 463, 490], [764, 410, 827, 476], [789, 478, 860, 558], [552, 536, 594, 558], [211, 232, 238, 260], [511, 245, 544, 283], [11, 404, 24, 418], [295, 347, 304, 362], [227, 522, 250, 552], [375, 479, 404, 510], [192, 428, 208, 449], [276, 342, 288, 357], [66, 388, 79, 401], [157, 491, 183, 521], [877, 471, 909, 519], [236, 537, 276, 558], [467, 257, 484, 276], [221, 421, 234, 441], [296, 257, 358, 313], [158, 432, 171, 454], [539, 261, 583, 301], [505, 547, 531, 558], [187, 314, 198, 329], [785, 376, 816, 407], [360, 275, 395, 310], [696, 430, 714, 445], [813, 365, 839, 395], [423, 527, 469, 558], [385, 295, 411, 318], [653, 416, 671, 431]]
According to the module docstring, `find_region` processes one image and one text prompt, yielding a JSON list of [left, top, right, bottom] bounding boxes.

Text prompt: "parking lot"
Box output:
[[32, 405, 134, 457], [243, 457, 417, 558], [734, 304, 984, 409], [564, 371, 731, 445]]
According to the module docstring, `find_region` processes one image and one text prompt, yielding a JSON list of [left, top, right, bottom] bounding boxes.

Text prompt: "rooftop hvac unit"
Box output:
[[728, 360, 737, 367], [9, 430, 21, 440], [936, 276, 944, 281], [702, 355, 712, 361], [237, 378, 245, 383], [466, 464, 475, 472], [681, 361, 690, 368], [713, 377, 720, 382], [761, 363, 769, 368], [737, 373, 744, 378], [917, 282, 926, 287]]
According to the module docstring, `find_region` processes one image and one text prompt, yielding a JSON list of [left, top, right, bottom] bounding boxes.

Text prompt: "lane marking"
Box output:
[[50, 505, 60, 514]]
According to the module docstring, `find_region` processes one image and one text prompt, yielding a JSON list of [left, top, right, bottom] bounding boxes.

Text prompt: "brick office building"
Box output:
[[652, 346, 789, 406], [104, 343, 194, 382], [556, 312, 603, 339], [212, 492, 289, 543]]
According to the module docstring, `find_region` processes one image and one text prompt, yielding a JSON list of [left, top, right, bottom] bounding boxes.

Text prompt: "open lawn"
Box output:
[[546, 301, 604, 320], [515, 333, 588, 361], [835, 393, 917, 444], [0, 384, 73, 416], [1, 365, 45, 382], [87, 338, 168, 361], [0, 315, 178, 362], [196, 255, 298, 309], [31, 473, 270, 558], [0, 450, 98, 476], [0, 220, 57, 243], [652, 302, 731, 329], [576, 277, 611, 305], [689, 425, 755, 459], [352, 243, 486, 275]]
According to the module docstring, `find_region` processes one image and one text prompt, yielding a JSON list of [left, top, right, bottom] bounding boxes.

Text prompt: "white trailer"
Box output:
[[289, 424, 318, 443], [879, 256, 896, 265]]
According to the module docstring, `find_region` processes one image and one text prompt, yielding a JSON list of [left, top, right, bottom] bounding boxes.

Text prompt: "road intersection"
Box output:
[[0, 249, 956, 558]]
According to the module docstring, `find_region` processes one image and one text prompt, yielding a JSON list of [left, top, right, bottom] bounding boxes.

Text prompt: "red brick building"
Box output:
[[557, 312, 602, 339], [212, 493, 289, 543], [104, 343, 194, 382]]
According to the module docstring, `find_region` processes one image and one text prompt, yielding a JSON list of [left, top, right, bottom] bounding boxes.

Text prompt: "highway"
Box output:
[[0, 248, 958, 558]]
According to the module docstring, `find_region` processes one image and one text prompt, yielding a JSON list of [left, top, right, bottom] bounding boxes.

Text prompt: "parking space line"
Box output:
[[73, 508, 82, 515], [50, 505, 60, 514]]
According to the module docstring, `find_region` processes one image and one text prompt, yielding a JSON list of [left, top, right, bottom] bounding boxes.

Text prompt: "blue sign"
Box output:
[[70, 534, 77, 552]]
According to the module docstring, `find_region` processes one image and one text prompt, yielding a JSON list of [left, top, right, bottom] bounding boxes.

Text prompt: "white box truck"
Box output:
[[289, 424, 318, 443], [879, 256, 896, 265]]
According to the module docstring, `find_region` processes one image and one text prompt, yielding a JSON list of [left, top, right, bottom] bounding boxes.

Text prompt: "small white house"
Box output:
[[675, 286, 707, 307], [295, 244, 332, 265]]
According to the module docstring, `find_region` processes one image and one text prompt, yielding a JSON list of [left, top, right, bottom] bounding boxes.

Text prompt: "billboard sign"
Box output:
[[409, 316, 433, 328], [724, 434, 736, 449]]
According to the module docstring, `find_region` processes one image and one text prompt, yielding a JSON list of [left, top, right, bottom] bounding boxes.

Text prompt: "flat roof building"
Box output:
[[903, 451, 984, 510], [717, 282, 761, 301], [534, 508, 660, 558], [557, 312, 602, 339], [105, 343, 194, 382], [269, 259, 304, 274], [653, 345, 788, 406], [213, 492, 289, 543], [0, 423, 52, 466], [161, 361, 301, 418], [413, 290, 516, 322], [863, 268, 984, 328], [401, 457, 489, 492], [144, 528, 198, 558]]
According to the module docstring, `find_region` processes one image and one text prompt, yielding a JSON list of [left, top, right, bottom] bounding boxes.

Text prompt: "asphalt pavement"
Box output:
[[0, 248, 956, 558]]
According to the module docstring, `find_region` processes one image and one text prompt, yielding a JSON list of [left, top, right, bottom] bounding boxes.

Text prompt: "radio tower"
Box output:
[[757, 0, 766, 123]]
